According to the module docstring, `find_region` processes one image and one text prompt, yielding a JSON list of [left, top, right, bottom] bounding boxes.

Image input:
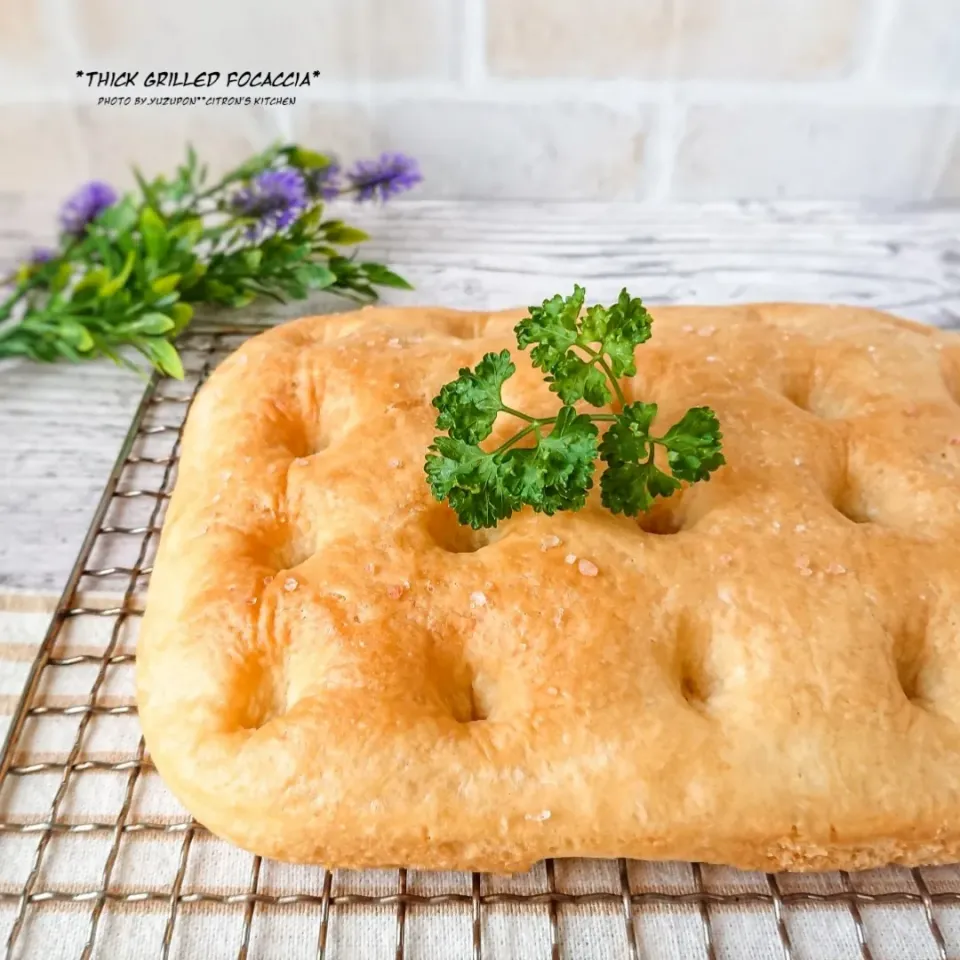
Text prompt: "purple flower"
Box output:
[[346, 153, 422, 203], [59, 181, 117, 237], [29, 247, 55, 264], [230, 169, 307, 237], [305, 163, 342, 200]]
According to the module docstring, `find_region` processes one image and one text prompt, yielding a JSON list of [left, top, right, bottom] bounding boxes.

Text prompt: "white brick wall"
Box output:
[[0, 0, 957, 205]]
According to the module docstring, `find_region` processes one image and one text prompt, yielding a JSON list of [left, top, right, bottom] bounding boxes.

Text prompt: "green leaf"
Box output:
[[97, 197, 138, 233], [98, 250, 136, 298], [289, 147, 333, 170], [50, 262, 73, 293], [432, 349, 516, 445], [505, 406, 598, 515], [150, 273, 181, 296], [515, 285, 583, 374], [294, 262, 337, 290], [140, 207, 168, 262], [74, 268, 110, 294], [600, 460, 680, 516], [120, 312, 175, 336], [660, 407, 726, 482], [142, 337, 184, 379], [169, 217, 204, 247], [58, 319, 95, 353], [424, 437, 520, 529], [241, 249, 262, 271], [132, 167, 160, 210], [325, 224, 369, 245], [598, 402, 677, 516], [599, 401, 658, 465], [362, 263, 413, 290], [579, 288, 653, 378], [547, 354, 610, 406], [169, 302, 194, 335], [513, 285, 654, 407]]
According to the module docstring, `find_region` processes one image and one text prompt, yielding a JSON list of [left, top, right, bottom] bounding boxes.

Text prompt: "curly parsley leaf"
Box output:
[[600, 460, 681, 516], [515, 284, 583, 373], [508, 406, 599, 515], [660, 407, 725, 482], [431, 349, 516, 444], [424, 437, 519, 529], [580, 289, 653, 378], [549, 354, 611, 406], [598, 401, 658, 464], [514, 285, 654, 407]]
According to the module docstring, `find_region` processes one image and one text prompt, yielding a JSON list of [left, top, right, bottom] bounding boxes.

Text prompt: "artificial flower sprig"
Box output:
[[425, 286, 725, 528], [0, 144, 421, 378]]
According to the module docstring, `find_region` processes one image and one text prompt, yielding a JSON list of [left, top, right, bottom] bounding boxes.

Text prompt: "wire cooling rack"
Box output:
[[2, 325, 960, 960]]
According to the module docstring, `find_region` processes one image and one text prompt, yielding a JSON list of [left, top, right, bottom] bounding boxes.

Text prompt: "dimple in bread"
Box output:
[[136, 302, 960, 873]]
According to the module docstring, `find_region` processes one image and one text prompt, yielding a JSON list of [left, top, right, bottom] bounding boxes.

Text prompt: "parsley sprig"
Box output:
[[425, 286, 725, 529]]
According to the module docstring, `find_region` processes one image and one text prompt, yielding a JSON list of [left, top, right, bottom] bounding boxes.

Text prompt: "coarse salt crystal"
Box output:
[[705, 355, 718, 362], [547, 686, 558, 696], [364, 562, 377, 574], [719, 554, 733, 564], [388, 458, 402, 468], [222, 470, 232, 480], [698, 326, 716, 337], [772, 521, 781, 531], [244, 456, 252, 463], [795, 523, 807, 533], [578, 558, 599, 577], [564, 554, 577, 565], [540, 535, 561, 551], [470, 591, 487, 608], [387, 337, 402, 348], [246, 597, 258, 605], [393, 382, 401, 389], [793, 457, 803, 466], [826, 563, 846, 575], [284, 578, 298, 591], [682, 324, 694, 333], [525, 810, 551, 821], [867, 345, 876, 353], [293, 457, 309, 466], [212, 493, 221, 503]]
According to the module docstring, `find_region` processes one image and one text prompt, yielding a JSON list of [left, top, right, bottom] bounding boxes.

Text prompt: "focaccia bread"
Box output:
[[137, 302, 960, 873]]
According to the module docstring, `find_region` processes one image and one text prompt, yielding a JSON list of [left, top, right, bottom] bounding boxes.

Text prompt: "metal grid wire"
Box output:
[[2, 325, 960, 959]]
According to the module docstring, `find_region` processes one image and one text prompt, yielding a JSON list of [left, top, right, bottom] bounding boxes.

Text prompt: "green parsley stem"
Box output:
[[596, 356, 627, 407], [500, 404, 537, 423], [490, 421, 544, 456]]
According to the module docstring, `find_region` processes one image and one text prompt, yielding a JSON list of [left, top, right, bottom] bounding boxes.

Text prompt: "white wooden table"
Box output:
[[1, 198, 958, 597]]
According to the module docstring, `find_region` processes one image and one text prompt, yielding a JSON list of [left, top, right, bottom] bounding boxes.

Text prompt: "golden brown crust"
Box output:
[[137, 302, 960, 873]]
